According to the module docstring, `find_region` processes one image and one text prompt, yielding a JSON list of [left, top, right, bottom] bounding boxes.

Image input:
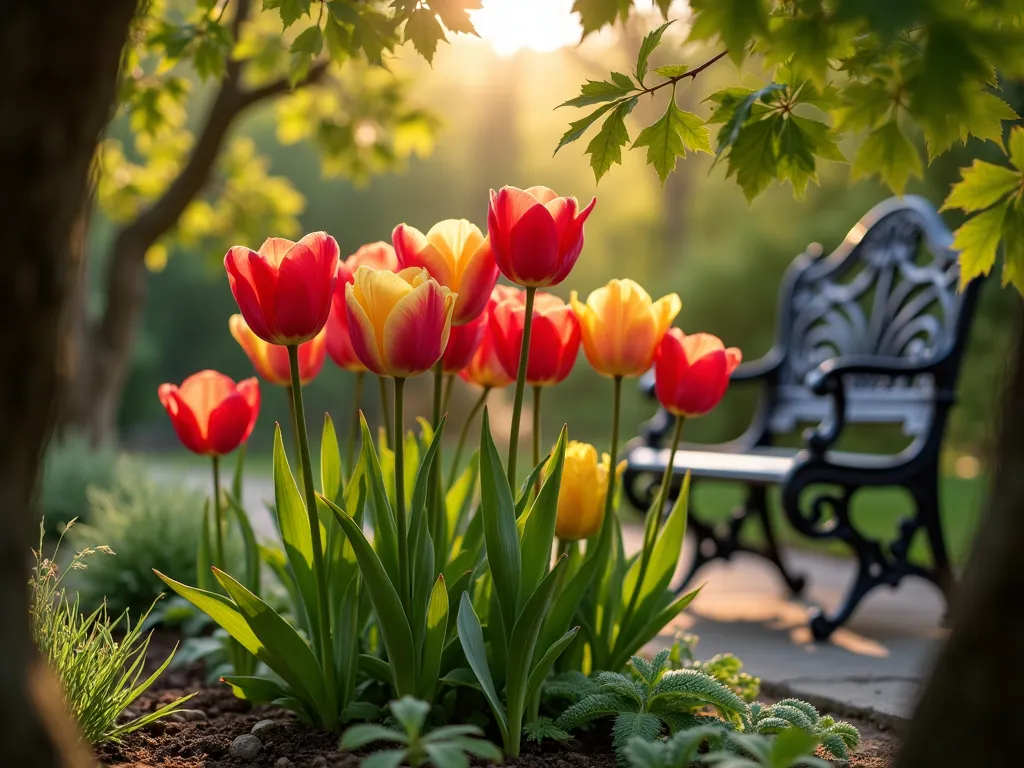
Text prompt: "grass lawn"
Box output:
[[682, 475, 985, 569]]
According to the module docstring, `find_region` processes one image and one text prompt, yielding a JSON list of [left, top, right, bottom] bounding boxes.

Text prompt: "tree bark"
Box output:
[[0, 0, 139, 764], [897, 308, 1024, 767]]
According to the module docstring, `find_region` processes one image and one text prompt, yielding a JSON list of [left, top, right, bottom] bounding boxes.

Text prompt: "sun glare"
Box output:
[[469, 0, 583, 56]]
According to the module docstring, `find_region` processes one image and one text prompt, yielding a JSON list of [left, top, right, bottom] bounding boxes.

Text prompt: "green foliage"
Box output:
[[31, 524, 193, 745], [703, 729, 831, 768], [622, 725, 727, 768], [563, 0, 1022, 210], [37, 432, 120, 532], [941, 125, 1024, 293], [524, 717, 571, 744], [748, 700, 859, 763], [340, 696, 502, 768], [555, 650, 748, 762], [67, 462, 211, 617], [667, 634, 761, 703]]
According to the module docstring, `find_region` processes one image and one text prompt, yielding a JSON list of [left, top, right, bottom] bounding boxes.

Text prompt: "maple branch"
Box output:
[[237, 59, 331, 108], [642, 50, 728, 96]]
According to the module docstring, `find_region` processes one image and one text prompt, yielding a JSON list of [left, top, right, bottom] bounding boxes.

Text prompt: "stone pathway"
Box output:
[[160, 466, 939, 724]]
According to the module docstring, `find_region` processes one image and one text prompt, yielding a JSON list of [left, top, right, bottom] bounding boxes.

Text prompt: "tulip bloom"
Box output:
[[551, 441, 625, 540], [230, 314, 326, 386], [487, 186, 596, 287], [327, 242, 399, 372], [571, 279, 681, 378], [346, 266, 456, 379], [393, 220, 498, 325], [654, 330, 742, 417], [225, 231, 340, 345], [441, 312, 485, 374], [158, 370, 260, 456], [489, 291, 580, 386]]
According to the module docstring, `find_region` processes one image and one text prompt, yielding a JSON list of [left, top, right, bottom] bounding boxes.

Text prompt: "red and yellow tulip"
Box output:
[[571, 279, 681, 378], [158, 370, 260, 456], [487, 186, 595, 288], [654, 330, 742, 417], [224, 232, 339, 345], [327, 242, 399, 372], [345, 266, 457, 378], [393, 219, 498, 325], [230, 314, 326, 386], [489, 290, 580, 386]]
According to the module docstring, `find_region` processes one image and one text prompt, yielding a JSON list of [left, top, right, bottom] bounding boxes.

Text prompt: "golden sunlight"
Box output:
[[469, 0, 583, 56]]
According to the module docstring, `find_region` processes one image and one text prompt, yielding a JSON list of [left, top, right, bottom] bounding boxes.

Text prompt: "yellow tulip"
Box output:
[[570, 279, 681, 378], [553, 441, 625, 541], [345, 266, 456, 379]]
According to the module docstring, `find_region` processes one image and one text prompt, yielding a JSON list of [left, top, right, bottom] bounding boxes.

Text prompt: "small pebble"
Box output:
[[167, 714, 186, 723], [275, 759, 296, 768], [229, 733, 263, 761], [312, 757, 329, 767], [251, 718, 279, 737], [179, 709, 208, 722]]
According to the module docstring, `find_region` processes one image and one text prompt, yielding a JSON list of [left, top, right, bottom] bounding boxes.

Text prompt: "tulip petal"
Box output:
[[488, 297, 525, 381], [524, 186, 560, 204], [207, 392, 255, 456], [527, 313, 564, 385], [725, 347, 743, 375], [382, 280, 454, 378], [237, 377, 261, 441], [259, 237, 297, 265], [442, 314, 485, 373], [673, 350, 729, 415], [507, 203, 560, 286], [297, 329, 328, 384], [346, 282, 389, 376], [394, 223, 456, 287], [178, 370, 238, 430], [274, 242, 325, 342], [225, 246, 277, 342], [452, 237, 499, 324], [326, 300, 366, 372], [158, 385, 208, 455]]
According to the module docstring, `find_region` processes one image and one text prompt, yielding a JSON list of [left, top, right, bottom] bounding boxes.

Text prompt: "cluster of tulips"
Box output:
[[156, 185, 740, 756]]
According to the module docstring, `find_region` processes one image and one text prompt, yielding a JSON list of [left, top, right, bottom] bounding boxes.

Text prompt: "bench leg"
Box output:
[[674, 485, 807, 597], [908, 478, 956, 618]]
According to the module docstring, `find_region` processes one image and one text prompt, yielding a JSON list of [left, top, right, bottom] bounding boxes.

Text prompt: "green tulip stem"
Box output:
[[346, 371, 364, 472], [604, 375, 623, 526], [287, 344, 337, 722], [532, 385, 543, 493], [210, 455, 225, 569], [285, 385, 303, 480], [378, 375, 392, 444], [432, 362, 444, 427], [621, 414, 683, 633], [507, 286, 537, 485], [448, 386, 489, 489], [430, 361, 445, 551], [442, 373, 456, 415], [394, 376, 410, 608]]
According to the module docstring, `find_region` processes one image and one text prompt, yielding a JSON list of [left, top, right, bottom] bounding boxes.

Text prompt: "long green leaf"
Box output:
[[518, 426, 567, 606], [323, 495, 418, 696], [477, 409, 520, 639], [525, 627, 580, 704], [515, 455, 551, 519], [419, 575, 448, 702], [155, 571, 261, 654], [506, 555, 567, 724], [446, 453, 478, 537], [272, 425, 319, 638], [358, 654, 395, 686], [225, 492, 261, 596], [360, 415, 401, 584], [232, 442, 246, 504], [611, 586, 702, 670], [212, 568, 326, 714], [410, 417, 446, 648], [321, 413, 343, 503], [456, 593, 509, 744]]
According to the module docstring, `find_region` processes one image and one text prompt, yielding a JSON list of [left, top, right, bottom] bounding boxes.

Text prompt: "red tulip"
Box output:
[[654, 330, 742, 417], [230, 314, 326, 386], [489, 290, 580, 386], [441, 312, 485, 374], [225, 231, 340, 345], [393, 219, 498, 325], [487, 186, 596, 288], [328, 242, 400, 372], [158, 370, 260, 456], [460, 288, 517, 389]]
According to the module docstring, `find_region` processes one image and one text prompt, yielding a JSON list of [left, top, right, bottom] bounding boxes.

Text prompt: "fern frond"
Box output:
[[524, 717, 571, 744], [762, 703, 816, 731], [613, 712, 663, 757], [828, 719, 860, 748], [649, 649, 671, 680], [649, 669, 748, 720], [773, 698, 819, 721], [556, 693, 636, 732], [820, 733, 850, 761], [631, 655, 654, 682], [597, 671, 645, 705], [543, 671, 600, 702], [622, 736, 671, 768], [750, 716, 794, 733]]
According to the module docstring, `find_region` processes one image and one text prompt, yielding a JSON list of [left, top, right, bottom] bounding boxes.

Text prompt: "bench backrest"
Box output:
[[767, 196, 980, 438]]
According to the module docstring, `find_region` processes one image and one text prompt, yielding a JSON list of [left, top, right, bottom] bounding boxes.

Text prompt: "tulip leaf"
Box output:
[[321, 413, 343, 504], [155, 571, 262, 654], [212, 568, 327, 715], [518, 426, 568, 607], [610, 586, 702, 671], [477, 408, 521, 641], [446, 452, 478, 539], [621, 473, 690, 640], [457, 592, 509, 744], [515, 453, 551, 520], [272, 424, 320, 640], [411, 415, 446, 518], [224, 492, 261, 597], [506, 555, 567, 732], [525, 626, 580, 704], [359, 414, 401, 585], [419, 575, 449, 701], [222, 674, 290, 705], [323, 495, 419, 697], [359, 654, 396, 686]]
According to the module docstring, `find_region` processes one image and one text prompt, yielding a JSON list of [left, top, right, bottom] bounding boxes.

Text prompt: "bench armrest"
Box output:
[[803, 354, 941, 455]]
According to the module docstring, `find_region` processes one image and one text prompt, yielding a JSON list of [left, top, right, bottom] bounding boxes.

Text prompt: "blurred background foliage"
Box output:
[[98, 20, 1015, 472]]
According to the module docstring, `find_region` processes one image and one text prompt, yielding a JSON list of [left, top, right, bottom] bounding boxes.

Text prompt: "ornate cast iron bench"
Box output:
[[622, 196, 981, 640]]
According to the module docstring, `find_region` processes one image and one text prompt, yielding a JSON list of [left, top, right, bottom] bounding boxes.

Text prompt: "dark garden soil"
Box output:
[[97, 633, 901, 768]]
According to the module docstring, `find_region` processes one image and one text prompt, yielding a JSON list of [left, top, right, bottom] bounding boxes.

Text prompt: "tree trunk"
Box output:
[[896, 308, 1024, 767], [0, 0, 138, 764]]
